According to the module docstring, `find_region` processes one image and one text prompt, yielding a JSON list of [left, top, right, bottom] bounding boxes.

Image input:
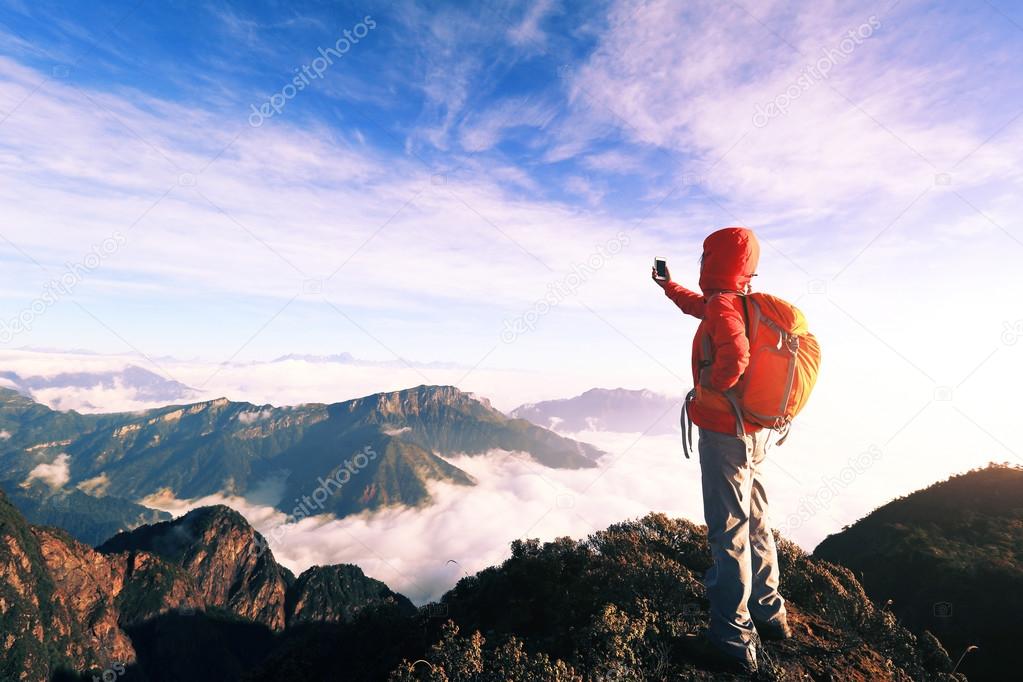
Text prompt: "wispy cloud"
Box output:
[[562, 0, 1023, 225], [458, 96, 557, 152], [24, 452, 71, 489], [508, 0, 557, 47]]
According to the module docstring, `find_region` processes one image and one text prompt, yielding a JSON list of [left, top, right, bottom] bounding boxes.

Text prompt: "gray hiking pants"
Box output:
[[698, 426, 787, 663]]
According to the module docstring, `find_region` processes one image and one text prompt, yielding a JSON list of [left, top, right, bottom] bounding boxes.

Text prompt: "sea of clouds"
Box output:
[[140, 427, 896, 606]]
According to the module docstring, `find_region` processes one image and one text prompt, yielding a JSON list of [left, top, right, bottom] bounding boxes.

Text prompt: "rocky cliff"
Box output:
[[0, 493, 422, 680]]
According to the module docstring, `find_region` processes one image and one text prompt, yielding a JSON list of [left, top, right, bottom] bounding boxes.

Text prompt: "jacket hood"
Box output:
[[698, 227, 760, 295]]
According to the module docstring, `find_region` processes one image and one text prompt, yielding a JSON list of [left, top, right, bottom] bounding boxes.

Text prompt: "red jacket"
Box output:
[[663, 227, 763, 435]]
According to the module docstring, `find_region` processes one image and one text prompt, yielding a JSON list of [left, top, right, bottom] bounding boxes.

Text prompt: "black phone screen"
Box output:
[[655, 258, 667, 280]]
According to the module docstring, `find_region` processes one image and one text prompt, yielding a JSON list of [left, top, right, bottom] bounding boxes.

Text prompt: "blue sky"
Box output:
[[0, 0, 653, 209], [0, 0, 1021, 402]]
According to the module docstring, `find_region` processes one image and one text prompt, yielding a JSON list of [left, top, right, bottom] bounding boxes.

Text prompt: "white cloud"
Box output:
[[77, 473, 110, 496], [24, 453, 71, 489], [237, 408, 274, 424], [581, 149, 647, 174], [508, 0, 556, 47], [458, 97, 557, 152], [565, 0, 1023, 222], [0, 55, 644, 319], [564, 175, 605, 205]]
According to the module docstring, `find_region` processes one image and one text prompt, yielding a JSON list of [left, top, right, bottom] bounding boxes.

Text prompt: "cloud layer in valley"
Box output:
[[141, 423, 999, 606]]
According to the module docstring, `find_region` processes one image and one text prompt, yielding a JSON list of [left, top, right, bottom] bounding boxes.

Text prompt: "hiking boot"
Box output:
[[753, 617, 792, 641], [675, 630, 758, 675]]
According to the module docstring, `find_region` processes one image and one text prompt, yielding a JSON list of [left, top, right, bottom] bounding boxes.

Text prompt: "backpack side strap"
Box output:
[[682, 389, 696, 458]]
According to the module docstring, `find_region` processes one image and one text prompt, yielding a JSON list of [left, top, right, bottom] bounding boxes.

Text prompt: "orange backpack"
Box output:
[[682, 292, 821, 457]]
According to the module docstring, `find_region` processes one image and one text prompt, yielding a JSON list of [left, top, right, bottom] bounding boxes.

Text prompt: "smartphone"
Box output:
[[654, 257, 668, 281]]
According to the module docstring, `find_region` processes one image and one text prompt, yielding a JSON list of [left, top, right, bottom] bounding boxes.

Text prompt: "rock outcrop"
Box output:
[[0, 494, 418, 680], [98, 505, 292, 631], [286, 563, 416, 627]]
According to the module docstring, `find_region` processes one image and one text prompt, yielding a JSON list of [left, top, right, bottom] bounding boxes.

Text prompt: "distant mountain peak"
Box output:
[[331, 385, 504, 424], [511, 387, 680, 436], [0, 365, 196, 405], [183, 396, 231, 411]]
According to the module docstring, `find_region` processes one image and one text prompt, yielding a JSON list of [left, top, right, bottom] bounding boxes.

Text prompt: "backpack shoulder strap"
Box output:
[[739, 294, 750, 339]]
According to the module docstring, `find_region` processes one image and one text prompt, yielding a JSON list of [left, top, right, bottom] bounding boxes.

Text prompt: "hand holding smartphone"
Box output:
[[653, 257, 669, 281]]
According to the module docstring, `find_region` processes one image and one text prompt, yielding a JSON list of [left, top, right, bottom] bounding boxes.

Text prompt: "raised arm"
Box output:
[[663, 281, 707, 319], [653, 264, 707, 319]]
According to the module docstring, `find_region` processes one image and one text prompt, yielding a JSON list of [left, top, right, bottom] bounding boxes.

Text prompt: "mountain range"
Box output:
[[0, 385, 601, 542], [1, 487, 963, 681], [510, 388, 681, 435], [0, 365, 198, 408], [814, 463, 1023, 681], [0, 350, 469, 412]]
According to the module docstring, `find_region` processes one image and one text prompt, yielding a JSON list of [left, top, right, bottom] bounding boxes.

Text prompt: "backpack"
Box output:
[[682, 292, 821, 458]]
